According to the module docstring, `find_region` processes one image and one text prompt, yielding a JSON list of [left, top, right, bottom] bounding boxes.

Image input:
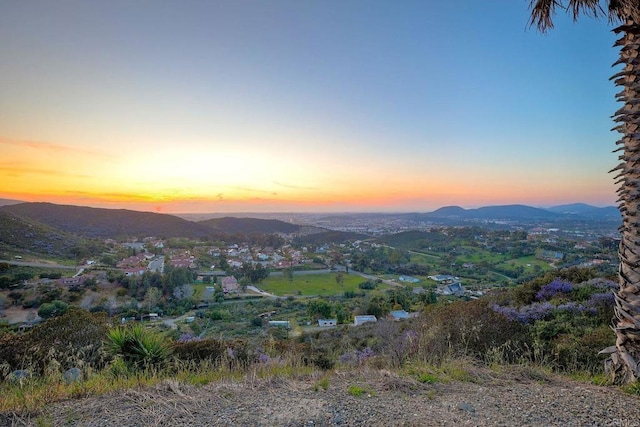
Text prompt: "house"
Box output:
[[354, 315, 377, 326], [221, 276, 240, 293], [124, 267, 146, 277], [318, 319, 337, 327], [428, 274, 458, 284], [441, 282, 465, 296], [389, 310, 410, 321]]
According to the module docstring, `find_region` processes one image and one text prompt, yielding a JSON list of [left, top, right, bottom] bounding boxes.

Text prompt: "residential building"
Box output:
[[354, 315, 377, 326]]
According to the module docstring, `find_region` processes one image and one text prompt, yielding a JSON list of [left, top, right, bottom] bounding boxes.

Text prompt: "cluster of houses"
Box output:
[[263, 309, 415, 331]]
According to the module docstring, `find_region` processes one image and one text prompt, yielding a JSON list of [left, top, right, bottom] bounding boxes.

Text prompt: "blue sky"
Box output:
[[0, 0, 621, 212]]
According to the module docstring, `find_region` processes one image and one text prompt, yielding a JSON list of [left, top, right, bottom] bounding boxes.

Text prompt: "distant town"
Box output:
[[0, 201, 621, 338]]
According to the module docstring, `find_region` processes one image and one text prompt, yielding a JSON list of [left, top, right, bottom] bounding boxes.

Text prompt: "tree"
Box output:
[[529, 0, 640, 384], [283, 267, 294, 282], [143, 287, 162, 312], [37, 300, 69, 319], [307, 299, 333, 320]]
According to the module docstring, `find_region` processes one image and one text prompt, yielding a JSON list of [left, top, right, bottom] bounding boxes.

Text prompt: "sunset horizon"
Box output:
[[0, 1, 620, 215], [0, 192, 616, 215]]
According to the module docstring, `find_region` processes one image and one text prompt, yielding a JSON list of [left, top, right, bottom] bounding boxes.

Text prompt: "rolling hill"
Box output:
[[198, 217, 300, 234], [0, 210, 91, 257], [0, 198, 23, 207], [403, 203, 619, 225], [547, 203, 621, 220], [0, 203, 212, 239]]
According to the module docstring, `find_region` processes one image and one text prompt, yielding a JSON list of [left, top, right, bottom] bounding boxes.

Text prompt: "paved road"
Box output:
[[148, 257, 165, 273]]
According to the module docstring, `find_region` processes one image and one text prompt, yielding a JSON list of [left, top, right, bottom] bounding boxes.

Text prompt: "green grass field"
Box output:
[[495, 255, 553, 274], [259, 272, 372, 296], [455, 247, 509, 264]]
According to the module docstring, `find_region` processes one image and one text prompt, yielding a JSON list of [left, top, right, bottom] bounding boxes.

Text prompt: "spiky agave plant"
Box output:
[[529, 0, 640, 384], [106, 324, 172, 370]]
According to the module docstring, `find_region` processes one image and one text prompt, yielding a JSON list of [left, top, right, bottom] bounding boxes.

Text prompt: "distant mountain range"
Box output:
[[0, 201, 621, 250], [408, 203, 620, 223]]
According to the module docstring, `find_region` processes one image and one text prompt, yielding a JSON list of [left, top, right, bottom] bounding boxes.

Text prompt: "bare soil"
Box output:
[[2, 365, 640, 426]]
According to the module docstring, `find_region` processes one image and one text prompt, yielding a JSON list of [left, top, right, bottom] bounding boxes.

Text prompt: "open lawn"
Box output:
[[495, 255, 553, 275], [260, 272, 370, 296], [456, 247, 509, 264], [409, 252, 440, 267]]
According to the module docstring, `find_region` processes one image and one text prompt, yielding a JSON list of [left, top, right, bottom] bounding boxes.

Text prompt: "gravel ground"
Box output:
[[2, 366, 640, 426]]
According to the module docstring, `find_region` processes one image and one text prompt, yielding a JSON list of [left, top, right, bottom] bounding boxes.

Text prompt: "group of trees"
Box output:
[[305, 284, 437, 325], [349, 247, 412, 274]]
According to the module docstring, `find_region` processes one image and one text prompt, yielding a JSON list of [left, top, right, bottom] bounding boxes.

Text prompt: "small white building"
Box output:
[[318, 319, 337, 327], [354, 315, 377, 326]]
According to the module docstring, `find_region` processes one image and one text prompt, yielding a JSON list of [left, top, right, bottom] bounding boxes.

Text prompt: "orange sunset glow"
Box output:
[[0, 2, 619, 213]]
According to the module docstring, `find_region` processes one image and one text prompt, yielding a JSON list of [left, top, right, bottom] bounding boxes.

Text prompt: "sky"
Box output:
[[0, 0, 622, 213]]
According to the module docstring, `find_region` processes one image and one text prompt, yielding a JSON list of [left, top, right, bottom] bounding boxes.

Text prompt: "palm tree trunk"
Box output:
[[603, 19, 640, 385]]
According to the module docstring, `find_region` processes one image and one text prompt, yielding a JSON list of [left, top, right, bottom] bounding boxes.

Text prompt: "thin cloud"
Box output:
[[232, 186, 275, 194], [0, 136, 110, 157], [273, 181, 318, 191], [0, 163, 90, 178]]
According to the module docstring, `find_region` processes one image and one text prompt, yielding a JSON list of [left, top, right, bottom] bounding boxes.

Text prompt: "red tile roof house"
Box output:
[[221, 276, 240, 294]]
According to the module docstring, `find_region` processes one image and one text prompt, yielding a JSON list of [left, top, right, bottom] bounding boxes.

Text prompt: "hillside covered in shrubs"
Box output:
[[0, 267, 624, 422]]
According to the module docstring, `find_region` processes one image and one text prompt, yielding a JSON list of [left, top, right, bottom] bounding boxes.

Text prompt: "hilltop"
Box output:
[[0, 203, 213, 239], [7, 365, 640, 426], [0, 203, 315, 241], [0, 211, 92, 257]]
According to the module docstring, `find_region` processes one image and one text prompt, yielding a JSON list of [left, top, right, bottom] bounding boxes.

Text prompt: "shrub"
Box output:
[[417, 299, 530, 363], [172, 338, 226, 364], [106, 324, 172, 370], [0, 309, 111, 375], [358, 281, 377, 290], [536, 279, 573, 301], [37, 300, 69, 319]]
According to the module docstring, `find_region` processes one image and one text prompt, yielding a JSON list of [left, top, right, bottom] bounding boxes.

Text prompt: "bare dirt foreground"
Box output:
[[2, 366, 640, 427]]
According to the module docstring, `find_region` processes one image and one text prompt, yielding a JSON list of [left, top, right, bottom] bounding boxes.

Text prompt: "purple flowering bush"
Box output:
[[490, 273, 616, 372], [338, 347, 375, 366], [535, 279, 573, 301]]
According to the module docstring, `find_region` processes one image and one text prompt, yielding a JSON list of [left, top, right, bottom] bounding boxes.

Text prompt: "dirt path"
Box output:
[[2, 366, 640, 426]]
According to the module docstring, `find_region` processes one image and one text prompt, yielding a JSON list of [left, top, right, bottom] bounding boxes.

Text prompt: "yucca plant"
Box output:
[[106, 324, 172, 370]]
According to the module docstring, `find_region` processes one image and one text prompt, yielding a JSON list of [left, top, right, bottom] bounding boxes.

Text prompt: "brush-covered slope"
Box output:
[[0, 210, 91, 256], [0, 203, 211, 238], [198, 217, 300, 234]]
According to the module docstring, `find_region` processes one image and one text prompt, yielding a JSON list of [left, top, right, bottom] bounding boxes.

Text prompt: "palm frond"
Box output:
[[608, 0, 640, 23], [528, 0, 626, 32]]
